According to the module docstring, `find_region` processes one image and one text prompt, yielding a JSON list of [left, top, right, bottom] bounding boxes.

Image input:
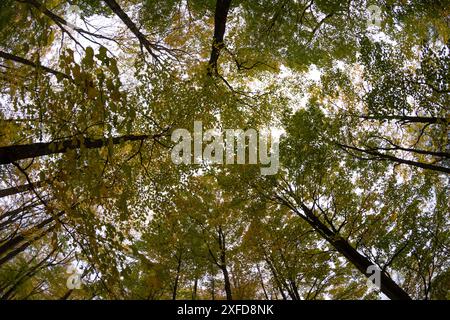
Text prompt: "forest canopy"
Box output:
[[0, 0, 448, 300]]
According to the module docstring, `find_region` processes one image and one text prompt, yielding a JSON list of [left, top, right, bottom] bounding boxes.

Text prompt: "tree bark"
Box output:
[[0, 181, 45, 199], [296, 201, 412, 300], [207, 0, 232, 75], [359, 115, 448, 124], [0, 134, 151, 165], [221, 265, 233, 300], [172, 252, 183, 300], [217, 226, 232, 300], [192, 277, 198, 300], [0, 201, 41, 223]]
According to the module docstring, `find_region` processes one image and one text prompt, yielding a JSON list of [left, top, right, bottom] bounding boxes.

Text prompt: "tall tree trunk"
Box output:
[[292, 201, 412, 300], [207, 0, 232, 75], [359, 114, 448, 124], [172, 253, 182, 300], [217, 226, 232, 300], [192, 277, 198, 300], [289, 279, 301, 300], [221, 265, 233, 300], [0, 201, 42, 229], [0, 224, 56, 267], [0, 180, 45, 199], [0, 134, 151, 165]]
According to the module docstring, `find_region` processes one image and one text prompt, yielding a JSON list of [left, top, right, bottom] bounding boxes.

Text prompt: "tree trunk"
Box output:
[[297, 202, 412, 300], [207, 0, 232, 75], [359, 114, 448, 124], [0, 224, 56, 267], [192, 277, 198, 300], [221, 265, 233, 300], [0, 211, 62, 257], [217, 226, 232, 300], [0, 211, 63, 266], [0, 202, 43, 230], [0, 180, 45, 198], [172, 253, 182, 300], [0, 134, 151, 165]]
